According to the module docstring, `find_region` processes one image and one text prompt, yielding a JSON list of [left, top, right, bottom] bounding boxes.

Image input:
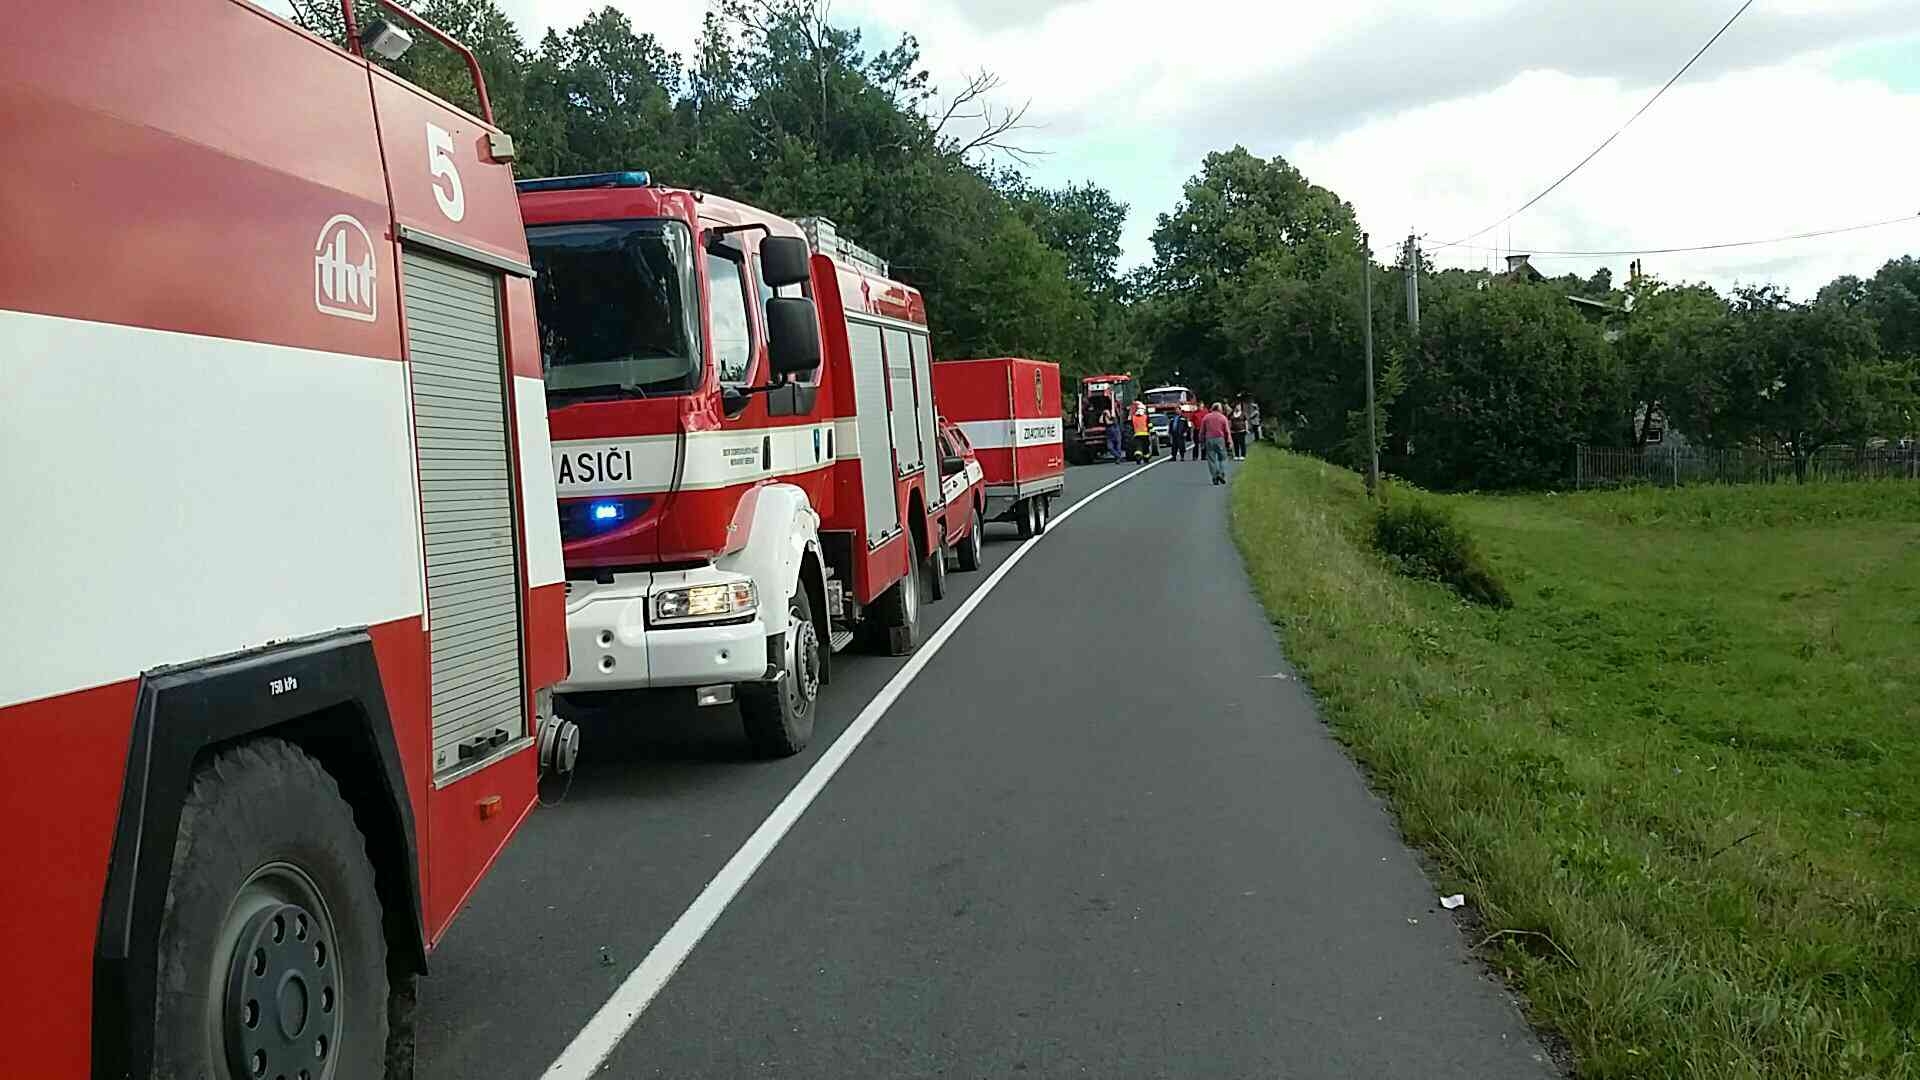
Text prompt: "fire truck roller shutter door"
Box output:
[[400, 251, 526, 777], [845, 320, 898, 542], [883, 327, 921, 473], [909, 332, 937, 499]]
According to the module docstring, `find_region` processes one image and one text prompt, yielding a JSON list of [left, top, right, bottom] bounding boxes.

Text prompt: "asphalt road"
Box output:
[[417, 457, 1556, 1079]]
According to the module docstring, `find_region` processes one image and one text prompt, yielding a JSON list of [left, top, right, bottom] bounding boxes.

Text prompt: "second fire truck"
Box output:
[[520, 180, 964, 756]]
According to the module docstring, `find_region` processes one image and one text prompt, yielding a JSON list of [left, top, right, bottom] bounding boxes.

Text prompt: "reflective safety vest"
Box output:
[[1131, 406, 1149, 436]]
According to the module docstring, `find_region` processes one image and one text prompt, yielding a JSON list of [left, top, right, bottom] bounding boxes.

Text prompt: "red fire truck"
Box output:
[[1068, 371, 1138, 463], [933, 357, 1068, 538], [0, 3, 572, 1077], [519, 184, 955, 757], [1142, 383, 1204, 443]]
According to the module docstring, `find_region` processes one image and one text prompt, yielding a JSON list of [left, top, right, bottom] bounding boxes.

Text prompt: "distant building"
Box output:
[[1565, 294, 1626, 342], [1498, 253, 1545, 284]]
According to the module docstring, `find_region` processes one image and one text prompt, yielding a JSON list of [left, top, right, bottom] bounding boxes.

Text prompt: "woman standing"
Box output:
[[1229, 401, 1250, 460]]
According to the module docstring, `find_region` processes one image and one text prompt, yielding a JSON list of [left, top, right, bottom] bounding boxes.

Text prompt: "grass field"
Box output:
[[1229, 451, 1920, 1079]]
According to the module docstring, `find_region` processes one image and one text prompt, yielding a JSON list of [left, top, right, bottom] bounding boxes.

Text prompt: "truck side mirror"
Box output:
[[766, 296, 821, 377], [761, 236, 811, 289]]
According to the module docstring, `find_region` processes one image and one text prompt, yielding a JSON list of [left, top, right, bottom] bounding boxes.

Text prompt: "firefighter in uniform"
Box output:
[[1130, 400, 1152, 462]]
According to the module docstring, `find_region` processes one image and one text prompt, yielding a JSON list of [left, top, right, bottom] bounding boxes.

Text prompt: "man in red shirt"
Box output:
[[1197, 402, 1233, 485]]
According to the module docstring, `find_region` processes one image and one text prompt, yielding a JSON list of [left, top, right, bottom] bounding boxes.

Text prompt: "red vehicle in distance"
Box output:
[[933, 357, 1067, 538], [1068, 372, 1137, 464], [1142, 384, 1203, 444]]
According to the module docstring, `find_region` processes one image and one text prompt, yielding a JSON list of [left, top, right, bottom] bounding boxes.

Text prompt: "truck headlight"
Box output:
[[652, 579, 757, 626]]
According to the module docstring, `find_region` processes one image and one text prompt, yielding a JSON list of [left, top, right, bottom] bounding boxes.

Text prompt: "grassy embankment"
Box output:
[[1230, 450, 1919, 1079]]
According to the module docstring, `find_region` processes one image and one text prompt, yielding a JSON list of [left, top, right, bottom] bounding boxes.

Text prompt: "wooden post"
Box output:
[[1362, 232, 1379, 499]]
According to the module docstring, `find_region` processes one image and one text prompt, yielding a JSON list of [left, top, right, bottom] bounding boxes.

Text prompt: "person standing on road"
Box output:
[[1102, 402, 1123, 463], [1169, 411, 1190, 460], [1131, 400, 1151, 463], [1230, 401, 1250, 461], [1199, 402, 1232, 485], [1248, 400, 1263, 446]]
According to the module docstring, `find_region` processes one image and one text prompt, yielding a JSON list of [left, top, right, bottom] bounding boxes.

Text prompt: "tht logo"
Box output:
[[315, 214, 377, 322]]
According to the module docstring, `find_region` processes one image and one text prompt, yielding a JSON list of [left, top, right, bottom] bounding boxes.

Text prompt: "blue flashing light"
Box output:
[[515, 170, 651, 194], [590, 501, 624, 523]]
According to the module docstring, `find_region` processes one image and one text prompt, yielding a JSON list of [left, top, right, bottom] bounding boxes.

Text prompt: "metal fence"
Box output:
[[1574, 444, 1920, 489]]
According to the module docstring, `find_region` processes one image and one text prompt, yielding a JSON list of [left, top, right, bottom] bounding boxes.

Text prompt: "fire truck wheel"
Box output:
[[957, 508, 984, 572], [1015, 499, 1034, 540], [866, 530, 924, 656], [153, 738, 388, 1080], [925, 530, 949, 601], [740, 585, 820, 758]]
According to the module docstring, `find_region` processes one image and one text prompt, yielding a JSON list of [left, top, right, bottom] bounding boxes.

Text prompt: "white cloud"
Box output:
[[1297, 61, 1920, 296]]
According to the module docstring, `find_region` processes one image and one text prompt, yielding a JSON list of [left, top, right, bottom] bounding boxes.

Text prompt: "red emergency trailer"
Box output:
[[518, 183, 954, 757], [0, 3, 571, 1077], [932, 357, 1068, 538]]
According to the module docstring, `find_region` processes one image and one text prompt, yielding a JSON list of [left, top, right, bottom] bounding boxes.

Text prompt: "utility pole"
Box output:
[[1403, 232, 1421, 331], [1362, 232, 1379, 498]]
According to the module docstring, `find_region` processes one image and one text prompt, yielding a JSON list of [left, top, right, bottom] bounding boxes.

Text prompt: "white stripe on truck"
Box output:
[[550, 423, 839, 498], [514, 376, 565, 587], [955, 417, 1063, 450], [0, 308, 425, 709]]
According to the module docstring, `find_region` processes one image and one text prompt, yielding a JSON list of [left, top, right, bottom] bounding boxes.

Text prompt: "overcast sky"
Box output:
[[481, 0, 1920, 295]]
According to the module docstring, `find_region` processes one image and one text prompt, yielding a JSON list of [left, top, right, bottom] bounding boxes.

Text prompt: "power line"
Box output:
[[1428, 212, 1920, 260], [1432, 0, 1757, 252]]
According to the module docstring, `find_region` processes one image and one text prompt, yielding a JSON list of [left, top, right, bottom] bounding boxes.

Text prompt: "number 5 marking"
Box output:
[[427, 122, 466, 223]]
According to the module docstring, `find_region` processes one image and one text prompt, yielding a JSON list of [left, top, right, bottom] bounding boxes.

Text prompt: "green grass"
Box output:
[[1229, 451, 1920, 1079]]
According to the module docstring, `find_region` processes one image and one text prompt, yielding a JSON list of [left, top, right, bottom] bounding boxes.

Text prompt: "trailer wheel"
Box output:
[[1014, 498, 1034, 540], [867, 530, 924, 655], [957, 507, 983, 572], [740, 584, 819, 758], [152, 738, 388, 1080]]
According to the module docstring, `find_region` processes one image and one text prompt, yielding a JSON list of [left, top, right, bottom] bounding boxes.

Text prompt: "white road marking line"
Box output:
[[539, 459, 1165, 1080]]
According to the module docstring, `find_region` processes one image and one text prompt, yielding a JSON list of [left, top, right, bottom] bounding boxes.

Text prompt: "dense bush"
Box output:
[[1391, 283, 1628, 491], [1370, 499, 1512, 608]]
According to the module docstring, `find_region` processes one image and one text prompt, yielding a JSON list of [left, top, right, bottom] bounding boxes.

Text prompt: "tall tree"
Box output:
[[1397, 282, 1626, 490], [1008, 181, 1128, 295], [519, 8, 684, 178], [1718, 287, 1909, 474], [1144, 148, 1369, 445], [1618, 279, 1731, 446]]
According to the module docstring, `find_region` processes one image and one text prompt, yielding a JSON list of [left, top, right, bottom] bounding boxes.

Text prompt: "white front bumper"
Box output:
[[555, 569, 770, 694]]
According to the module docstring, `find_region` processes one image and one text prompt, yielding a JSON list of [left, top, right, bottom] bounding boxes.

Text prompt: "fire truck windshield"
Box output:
[[1142, 388, 1190, 405], [527, 219, 702, 400]]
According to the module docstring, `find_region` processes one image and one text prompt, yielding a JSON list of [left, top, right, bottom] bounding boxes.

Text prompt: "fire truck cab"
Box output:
[[520, 181, 949, 757], [1, 3, 570, 1077], [1142, 384, 1203, 441]]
